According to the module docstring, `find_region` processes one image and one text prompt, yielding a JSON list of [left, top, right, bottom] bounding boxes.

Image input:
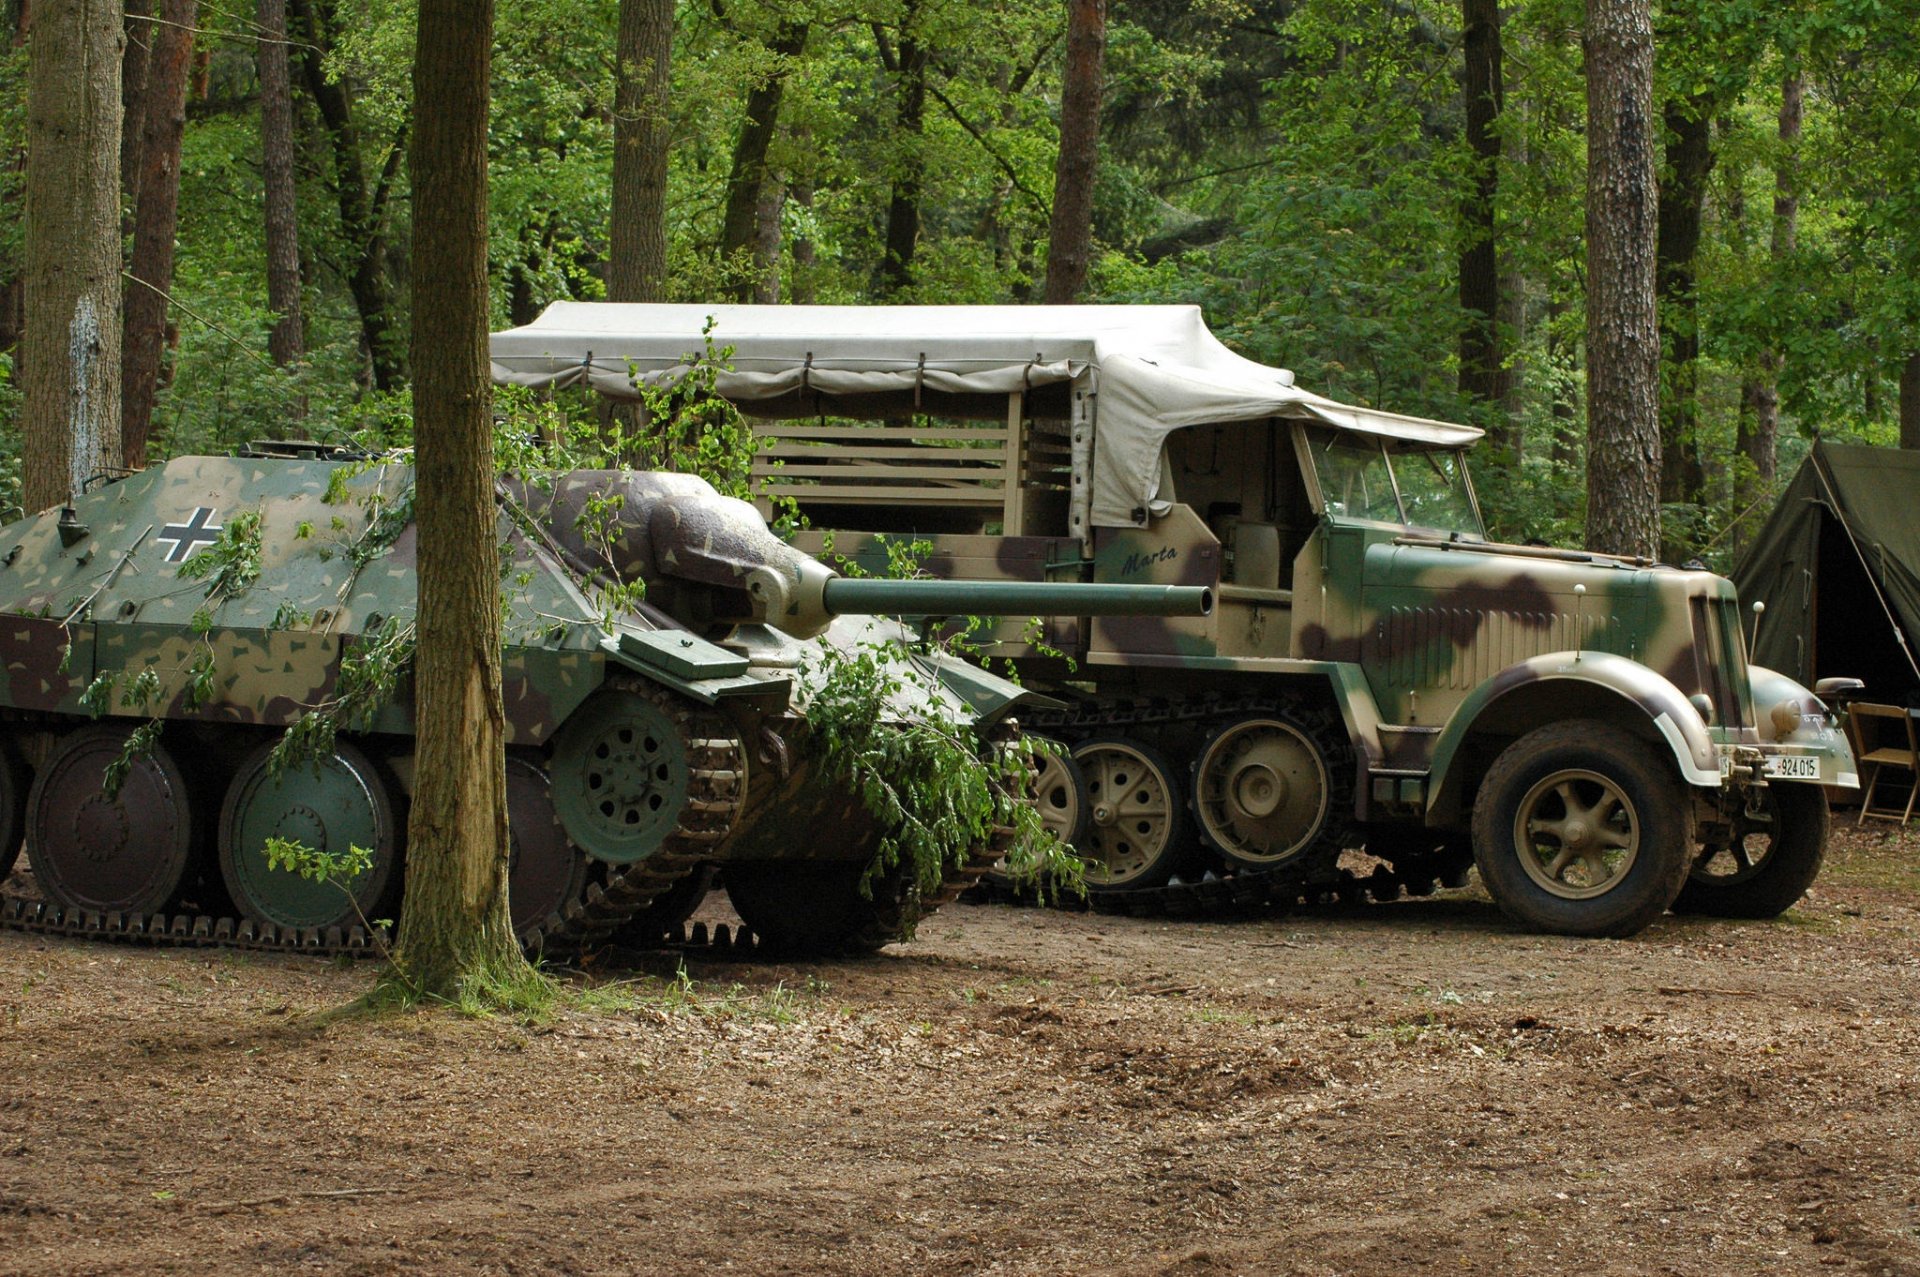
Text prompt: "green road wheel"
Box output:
[[218, 739, 399, 931], [26, 724, 196, 914], [548, 688, 689, 865]]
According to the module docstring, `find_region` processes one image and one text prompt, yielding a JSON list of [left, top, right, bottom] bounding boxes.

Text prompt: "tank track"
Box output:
[[993, 693, 1472, 919]]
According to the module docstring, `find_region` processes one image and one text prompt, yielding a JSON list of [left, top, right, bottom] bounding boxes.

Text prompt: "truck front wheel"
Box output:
[[1471, 722, 1693, 938], [1673, 783, 1827, 919]]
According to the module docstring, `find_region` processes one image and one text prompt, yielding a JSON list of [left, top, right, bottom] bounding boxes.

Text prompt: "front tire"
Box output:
[[1471, 721, 1692, 938], [1673, 783, 1827, 919]]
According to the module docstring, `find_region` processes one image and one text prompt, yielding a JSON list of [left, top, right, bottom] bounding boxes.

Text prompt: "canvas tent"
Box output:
[[487, 302, 1482, 530], [1733, 441, 1920, 703]]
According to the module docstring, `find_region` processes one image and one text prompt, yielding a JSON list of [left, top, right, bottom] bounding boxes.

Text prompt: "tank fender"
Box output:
[[1427, 651, 1723, 821], [600, 630, 790, 705]]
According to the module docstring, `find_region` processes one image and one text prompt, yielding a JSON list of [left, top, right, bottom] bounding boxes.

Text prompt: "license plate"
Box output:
[[1764, 755, 1820, 780]]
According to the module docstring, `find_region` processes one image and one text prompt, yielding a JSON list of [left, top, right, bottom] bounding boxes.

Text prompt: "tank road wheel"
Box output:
[[506, 753, 593, 942], [218, 740, 400, 932], [26, 725, 197, 914], [725, 860, 915, 957], [985, 739, 1087, 888], [1194, 714, 1346, 871], [1070, 737, 1190, 889], [1471, 722, 1691, 938], [548, 688, 690, 866], [0, 738, 26, 881], [1674, 783, 1828, 919]]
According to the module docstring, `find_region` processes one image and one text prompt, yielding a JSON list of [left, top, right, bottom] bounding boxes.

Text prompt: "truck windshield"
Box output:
[[1308, 432, 1483, 536]]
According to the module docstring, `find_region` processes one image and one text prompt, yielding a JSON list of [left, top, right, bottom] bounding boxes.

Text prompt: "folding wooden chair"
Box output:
[[1847, 703, 1919, 826]]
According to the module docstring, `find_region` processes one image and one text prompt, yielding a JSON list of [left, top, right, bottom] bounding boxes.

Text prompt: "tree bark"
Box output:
[[291, 0, 404, 390], [120, 0, 196, 469], [22, 0, 123, 514], [118, 0, 151, 229], [1581, 0, 1660, 559], [872, 13, 928, 298], [0, 2, 33, 354], [608, 0, 671, 303], [257, 0, 304, 396], [1041, 0, 1105, 304], [718, 21, 805, 304], [1902, 354, 1920, 450], [1457, 0, 1506, 429], [397, 0, 527, 999], [1737, 72, 1800, 490], [1654, 94, 1713, 558]]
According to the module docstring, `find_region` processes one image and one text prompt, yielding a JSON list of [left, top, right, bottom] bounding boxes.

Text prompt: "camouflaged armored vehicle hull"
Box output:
[[492, 303, 1860, 938], [0, 450, 1204, 957]]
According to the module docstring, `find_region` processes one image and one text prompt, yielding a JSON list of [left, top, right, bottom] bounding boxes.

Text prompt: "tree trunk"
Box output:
[[257, 0, 304, 404], [1902, 355, 1920, 450], [1041, 0, 1105, 304], [872, 14, 928, 298], [397, 0, 528, 1000], [291, 0, 404, 390], [752, 176, 784, 304], [608, 0, 671, 303], [1654, 95, 1713, 559], [22, 0, 123, 514], [1546, 295, 1579, 468], [1457, 0, 1506, 432], [718, 21, 805, 304], [0, 2, 33, 354], [118, 0, 151, 230], [120, 0, 196, 469], [789, 158, 816, 304], [1737, 72, 1800, 496], [1581, 0, 1660, 559]]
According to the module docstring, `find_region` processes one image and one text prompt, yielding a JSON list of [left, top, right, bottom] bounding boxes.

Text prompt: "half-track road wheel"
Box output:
[[1471, 721, 1691, 938], [1071, 736, 1190, 889], [218, 739, 401, 932], [1674, 782, 1828, 919], [26, 724, 198, 915], [724, 859, 916, 957], [0, 737, 25, 881], [506, 752, 593, 943], [985, 738, 1087, 889], [1193, 712, 1345, 871]]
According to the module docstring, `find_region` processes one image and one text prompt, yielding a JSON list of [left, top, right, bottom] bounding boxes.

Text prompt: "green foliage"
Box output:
[[270, 615, 416, 779], [176, 509, 264, 602]]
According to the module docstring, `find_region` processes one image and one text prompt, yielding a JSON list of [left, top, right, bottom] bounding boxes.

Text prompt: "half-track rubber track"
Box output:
[[986, 693, 1471, 919]]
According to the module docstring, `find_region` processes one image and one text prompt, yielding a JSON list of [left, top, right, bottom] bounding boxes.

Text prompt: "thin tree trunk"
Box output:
[[291, 0, 404, 390], [718, 21, 805, 304], [1582, 0, 1660, 559], [608, 0, 671, 302], [1458, 0, 1506, 429], [121, 0, 195, 469], [1041, 0, 1105, 304], [1547, 295, 1578, 468], [22, 0, 123, 514], [753, 177, 784, 303], [872, 12, 927, 298], [1738, 72, 1800, 492], [1654, 95, 1713, 558], [257, 0, 304, 408], [1902, 355, 1920, 450], [789, 153, 816, 304], [397, 0, 527, 999], [119, 0, 151, 230]]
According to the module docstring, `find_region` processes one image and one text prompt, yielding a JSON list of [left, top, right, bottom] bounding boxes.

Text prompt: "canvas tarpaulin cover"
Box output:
[[1732, 441, 1920, 698], [488, 302, 1482, 528]]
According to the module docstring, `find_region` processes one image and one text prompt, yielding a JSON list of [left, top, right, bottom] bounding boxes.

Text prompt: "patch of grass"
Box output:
[[1194, 1005, 1258, 1027]]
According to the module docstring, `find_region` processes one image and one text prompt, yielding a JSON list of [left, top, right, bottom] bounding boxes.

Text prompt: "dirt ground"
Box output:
[[3, 823, 1918, 1277]]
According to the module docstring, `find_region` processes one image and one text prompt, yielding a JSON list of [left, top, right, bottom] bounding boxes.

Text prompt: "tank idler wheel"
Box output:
[[986, 738, 1088, 888], [218, 739, 401, 932], [0, 737, 26, 881], [1471, 721, 1691, 938], [1070, 737, 1191, 890], [506, 753, 594, 943], [1193, 714, 1341, 870], [724, 859, 916, 957], [1674, 783, 1828, 919], [26, 724, 198, 915]]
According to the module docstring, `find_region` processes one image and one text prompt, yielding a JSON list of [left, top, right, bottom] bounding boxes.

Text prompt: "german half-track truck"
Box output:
[[0, 450, 1207, 958], [491, 303, 1860, 938]]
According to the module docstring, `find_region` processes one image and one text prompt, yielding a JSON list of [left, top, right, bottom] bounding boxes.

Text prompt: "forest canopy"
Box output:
[[1, 0, 1914, 569]]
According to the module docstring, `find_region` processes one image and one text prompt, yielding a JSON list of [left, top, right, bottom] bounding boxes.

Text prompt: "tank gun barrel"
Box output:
[[819, 578, 1212, 619]]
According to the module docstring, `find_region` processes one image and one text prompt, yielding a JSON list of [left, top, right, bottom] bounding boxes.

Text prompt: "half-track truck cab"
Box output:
[[491, 303, 1860, 938]]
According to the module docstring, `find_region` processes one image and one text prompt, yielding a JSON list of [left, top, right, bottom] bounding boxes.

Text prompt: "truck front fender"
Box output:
[[1426, 651, 1723, 825]]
